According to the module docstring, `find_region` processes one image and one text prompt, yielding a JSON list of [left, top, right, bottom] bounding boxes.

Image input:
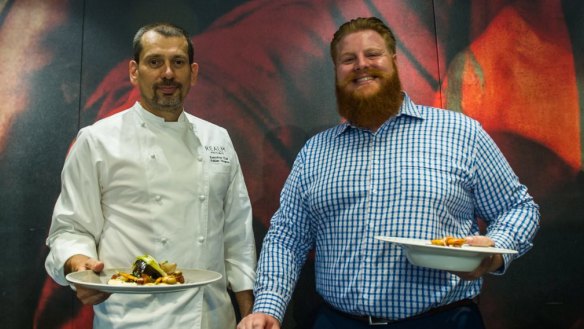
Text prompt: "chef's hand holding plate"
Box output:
[[451, 236, 503, 281], [65, 254, 111, 305]]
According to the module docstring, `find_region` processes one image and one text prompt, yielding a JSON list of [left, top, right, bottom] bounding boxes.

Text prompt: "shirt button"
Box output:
[[141, 123, 146, 128], [155, 195, 162, 201], [198, 236, 205, 243], [150, 154, 156, 159], [199, 195, 206, 201], [197, 156, 203, 162], [161, 237, 168, 244]]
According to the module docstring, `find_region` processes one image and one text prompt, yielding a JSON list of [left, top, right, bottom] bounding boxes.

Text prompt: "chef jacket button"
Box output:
[[150, 154, 156, 159], [198, 236, 205, 243], [199, 195, 206, 201], [141, 122, 146, 128], [161, 237, 168, 244], [155, 195, 162, 201], [197, 156, 203, 162]]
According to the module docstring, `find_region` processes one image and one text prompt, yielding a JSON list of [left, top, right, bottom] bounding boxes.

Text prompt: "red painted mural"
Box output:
[[0, 0, 582, 328]]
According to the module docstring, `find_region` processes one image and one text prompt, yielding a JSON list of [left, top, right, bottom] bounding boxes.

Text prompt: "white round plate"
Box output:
[[375, 236, 518, 272], [66, 268, 222, 294]]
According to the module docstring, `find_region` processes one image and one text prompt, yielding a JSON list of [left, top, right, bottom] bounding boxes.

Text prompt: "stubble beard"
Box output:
[[147, 81, 184, 113], [336, 67, 403, 130]]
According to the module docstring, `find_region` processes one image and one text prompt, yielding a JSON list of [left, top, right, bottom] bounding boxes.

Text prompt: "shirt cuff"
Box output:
[[487, 231, 517, 275], [252, 291, 288, 323], [45, 233, 98, 286]]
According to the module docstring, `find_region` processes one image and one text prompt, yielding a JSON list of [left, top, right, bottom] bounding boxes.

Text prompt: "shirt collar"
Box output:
[[133, 101, 188, 126], [336, 92, 423, 136]]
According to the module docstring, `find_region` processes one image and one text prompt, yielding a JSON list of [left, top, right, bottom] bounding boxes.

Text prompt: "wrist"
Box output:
[[488, 254, 504, 273]]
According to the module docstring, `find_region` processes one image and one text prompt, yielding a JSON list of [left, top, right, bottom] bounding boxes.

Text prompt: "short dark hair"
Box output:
[[330, 17, 396, 64], [132, 23, 194, 64]]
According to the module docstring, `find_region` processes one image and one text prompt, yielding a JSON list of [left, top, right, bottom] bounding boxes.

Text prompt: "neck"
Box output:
[[140, 101, 182, 122]]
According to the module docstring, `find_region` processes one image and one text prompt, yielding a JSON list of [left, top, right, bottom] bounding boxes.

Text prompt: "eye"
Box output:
[[366, 51, 382, 59], [340, 56, 355, 64], [147, 58, 163, 68], [173, 57, 187, 67]]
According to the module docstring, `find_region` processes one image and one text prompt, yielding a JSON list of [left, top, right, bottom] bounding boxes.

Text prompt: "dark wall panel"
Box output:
[[0, 0, 85, 328]]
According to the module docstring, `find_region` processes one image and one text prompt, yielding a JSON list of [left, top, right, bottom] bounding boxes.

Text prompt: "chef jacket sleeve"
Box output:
[[45, 128, 103, 285]]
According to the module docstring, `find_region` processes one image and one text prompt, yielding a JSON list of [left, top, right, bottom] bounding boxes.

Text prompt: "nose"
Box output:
[[162, 62, 175, 79], [354, 54, 368, 71]]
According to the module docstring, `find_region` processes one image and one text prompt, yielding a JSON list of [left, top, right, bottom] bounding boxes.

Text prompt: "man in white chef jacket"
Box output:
[[44, 22, 257, 329]]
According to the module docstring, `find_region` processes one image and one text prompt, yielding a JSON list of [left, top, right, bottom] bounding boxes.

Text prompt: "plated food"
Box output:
[[430, 236, 467, 247], [67, 268, 223, 294], [374, 236, 518, 271], [108, 255, 184, 286]]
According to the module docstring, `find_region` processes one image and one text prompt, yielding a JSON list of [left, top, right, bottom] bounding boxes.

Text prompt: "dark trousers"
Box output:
[[312, 302, 486, 329]]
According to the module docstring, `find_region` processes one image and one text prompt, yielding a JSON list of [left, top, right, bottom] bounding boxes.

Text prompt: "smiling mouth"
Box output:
[[157, 85, 179, 95], [355, 76, 374, 82], [353, 76, 378, 87]]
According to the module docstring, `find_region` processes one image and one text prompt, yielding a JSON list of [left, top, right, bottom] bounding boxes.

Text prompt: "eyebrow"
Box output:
[[143, 53, 188, 60]]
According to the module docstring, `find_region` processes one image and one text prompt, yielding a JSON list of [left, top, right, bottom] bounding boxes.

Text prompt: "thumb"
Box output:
[[465, 235, 494, 247], [85, 258, 105, 273]]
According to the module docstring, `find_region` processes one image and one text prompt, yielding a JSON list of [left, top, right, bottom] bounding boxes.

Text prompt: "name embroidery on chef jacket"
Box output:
[[204, 145, 231, 164]]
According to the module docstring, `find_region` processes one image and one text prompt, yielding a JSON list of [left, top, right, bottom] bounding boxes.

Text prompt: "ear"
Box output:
[[190, 62, 199, 86], [129, 60, 139, 86]]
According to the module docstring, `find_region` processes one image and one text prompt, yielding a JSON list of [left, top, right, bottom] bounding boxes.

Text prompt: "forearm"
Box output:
[[252, 234, 307, 323], [234, 289, 254, 317], [488, 201, 540, 251], [474, 129, 541, 255]]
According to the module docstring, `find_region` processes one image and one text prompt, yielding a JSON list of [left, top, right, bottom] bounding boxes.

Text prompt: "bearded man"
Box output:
[[238, 16, 539, 329]]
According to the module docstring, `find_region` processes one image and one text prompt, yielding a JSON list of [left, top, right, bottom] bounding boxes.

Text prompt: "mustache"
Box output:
[[154, 80, 182, 89]]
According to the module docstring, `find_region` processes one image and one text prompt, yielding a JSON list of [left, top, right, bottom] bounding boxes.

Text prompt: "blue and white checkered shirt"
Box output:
[[253, 93, 540, 322]]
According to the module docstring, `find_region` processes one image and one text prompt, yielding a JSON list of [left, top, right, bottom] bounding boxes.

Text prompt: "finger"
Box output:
[[83, 292, 110, 305], [238, 320, 258, 329], [85, 258, 105, 273], [465, 236, 494, 247], [238, 314, 272, 329], [77, 288, 111, 305], [249, 318, 265, 329], [451, 255, 492, 280]]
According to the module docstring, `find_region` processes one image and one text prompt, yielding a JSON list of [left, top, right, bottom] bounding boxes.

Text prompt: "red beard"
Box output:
[[336, 67, 403, 130]]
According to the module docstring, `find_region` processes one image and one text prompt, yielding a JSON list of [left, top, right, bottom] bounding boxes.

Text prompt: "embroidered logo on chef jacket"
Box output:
[[204, 145, 231, 164]]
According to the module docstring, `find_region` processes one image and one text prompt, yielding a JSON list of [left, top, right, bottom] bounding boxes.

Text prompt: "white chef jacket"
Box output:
[[45, 102, 257, 329]]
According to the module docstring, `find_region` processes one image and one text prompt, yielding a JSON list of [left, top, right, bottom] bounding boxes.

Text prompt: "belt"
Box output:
[[327, 298, 478, 326]]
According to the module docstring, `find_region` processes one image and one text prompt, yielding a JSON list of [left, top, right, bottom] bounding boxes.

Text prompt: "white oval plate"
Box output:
[[375, 236, 518, 272], [66, 268, 222, 294]]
